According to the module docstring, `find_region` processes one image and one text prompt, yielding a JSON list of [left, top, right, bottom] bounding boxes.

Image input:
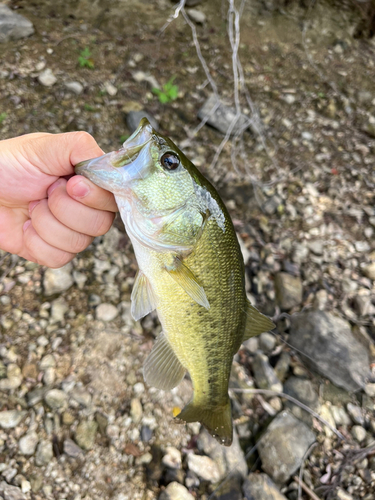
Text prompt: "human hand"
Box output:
[[0, 132, 117, 268]]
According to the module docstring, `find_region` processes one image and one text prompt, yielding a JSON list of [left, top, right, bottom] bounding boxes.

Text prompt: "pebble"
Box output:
[[75, 420, 98, 450], [140, 425, 153, 442], [43, 366, 56, 385], [198, 93, 251, 136], [289, 311, 370, 392], [252, 352, 283, 392], [187, 454, 221, 483], [18, 431, 39, 455], [73, 270, 88, 289], [274, 351, 291, 381], [50, 297, 68, 323], [45, 389, 68, 410], [258, 411, 316, 483], [337, 489, 354, 500], [0, 410, 26, 429], [35, 440, 53, 466], [187, 8, 206, 24], [243, 473, 287, 500], [39, 353, 56, 369], [38, 68, 57, 87], [43, 264, 73, 295], [351, 425, 367, 442], [364, 383, 375, 397], [330, 405, 351, 426], [259, 332, 276, 352], [0, 4, 34, 43], [274, 272, 303, 310], [159, 482, 194, 500], [22, 362, 38, 380], [104, 81, 117, 96], [96, 303, 119, 321], [0, 481, 26, 500], [0, 363, 22, 390], [162, 447, 182, 469], [63, 438, 83, 458], [283, 376, 319, 423], [65, 81, 84, 94], [130, 398, 143, 423], [362, 262, 375, 280], [347, 403, 365, 426], [71, 388, 92, 407]]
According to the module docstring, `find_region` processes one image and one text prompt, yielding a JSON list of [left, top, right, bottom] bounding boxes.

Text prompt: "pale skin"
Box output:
[[0, 132, 118, 268]]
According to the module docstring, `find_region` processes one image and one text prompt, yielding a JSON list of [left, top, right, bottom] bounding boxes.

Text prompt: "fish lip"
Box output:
[[74, 118, 154, 191]]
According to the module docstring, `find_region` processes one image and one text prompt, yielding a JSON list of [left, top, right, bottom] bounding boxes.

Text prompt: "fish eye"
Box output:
[[160, 152, 180, 171]]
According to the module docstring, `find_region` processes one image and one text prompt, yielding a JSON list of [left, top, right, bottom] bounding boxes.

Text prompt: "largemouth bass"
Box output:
[[75, 119, 274, 446]]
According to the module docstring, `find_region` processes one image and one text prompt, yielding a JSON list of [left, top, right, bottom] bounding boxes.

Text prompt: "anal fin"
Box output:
[[143, 332, 186, 391], [131, 271, 157, 321], [243, 300, 275, 341], [165, 257, 210, 310]]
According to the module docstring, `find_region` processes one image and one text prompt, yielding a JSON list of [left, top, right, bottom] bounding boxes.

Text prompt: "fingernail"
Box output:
[[23, 220, 31, 232], [29, 200, 40, 215], [47, 178, 65, 197], [71, 180, 90, 198]]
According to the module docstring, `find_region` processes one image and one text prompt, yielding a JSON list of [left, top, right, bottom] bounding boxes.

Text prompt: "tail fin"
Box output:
[[176, 399, 233, 446]]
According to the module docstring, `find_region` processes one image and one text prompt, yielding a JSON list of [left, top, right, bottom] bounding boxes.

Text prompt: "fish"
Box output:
[[75, 118, 274, 446]]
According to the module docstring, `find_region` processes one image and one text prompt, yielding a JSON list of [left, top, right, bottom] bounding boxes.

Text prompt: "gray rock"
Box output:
[[259, 332, 276, 353], [73, 270, 88, 289], [45, 389, 68, 410], [274, 273, 303, 310], [289, 311, 370, 392], [63, 438, 83, 458], [39, 354, 56, 370], [347, 403, 365, 426], [198, 93, 252, 136], [283, 377, 319, 424], [0, 481, 26, 500], [35, 440, 53, 466], [252, 352, 282, 392], [159, 482, 194, 500], [27, 387, 46, 406], [330, 406, 351, 426], [38, 68, 57, 87], [243, 473, 288, 500], [0, 363, 22, 390], [258, 411, 315, 483], [19, 431, 39, 455], [362, 262, 375, 280], [65, 81, 84, 95], [130, 398, 142, 423], [0, 410, 26, 429], [71, 388, 92, 407], [50, 297, 68, 323], [351, 425, 367, 442], [187, 453, 221, 483], [308, 240, 324, 255], [96, 303, 118, 321], [274, 352, 291, 382], [197, 427, 247, 480], [263, 195, 282, 215], [0, 4, 34, 43], [187, 8, 206, 24], [43, 264, 73, 295], [75, 420, 98, 450], [126, 111, 159, 134], [364, 383, 375, 397]]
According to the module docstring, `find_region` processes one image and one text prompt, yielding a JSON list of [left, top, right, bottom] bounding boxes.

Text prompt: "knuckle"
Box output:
[[91, 211, 114, 236], [70, 231, 92, 253]]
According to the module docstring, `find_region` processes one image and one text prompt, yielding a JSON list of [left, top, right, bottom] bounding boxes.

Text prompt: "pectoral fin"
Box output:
[[131, 271, 157, 321], [243, 301, 275, 340], [165, 257, 210, 309], [143, 332, 186, 390]]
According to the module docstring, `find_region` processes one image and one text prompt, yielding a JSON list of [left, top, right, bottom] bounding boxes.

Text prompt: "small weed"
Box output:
[[119, 134, 129, 143], [84, 103, 95, 112], [78, 47, 94, 69], [152, 76, 178, 104], [0, 113, 6, 125]]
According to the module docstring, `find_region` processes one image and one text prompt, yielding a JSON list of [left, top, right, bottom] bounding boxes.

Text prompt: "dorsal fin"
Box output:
[[165, 257, 210, 310], [243, 301, 275, 340]]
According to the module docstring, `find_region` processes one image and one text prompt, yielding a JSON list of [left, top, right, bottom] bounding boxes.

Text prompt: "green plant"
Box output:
[[84, 103, 95, 112], [78, 47, 94, 69], [0, 113, 6, 125], [119, 134, 129, 143], [152, 76, 178, 104]]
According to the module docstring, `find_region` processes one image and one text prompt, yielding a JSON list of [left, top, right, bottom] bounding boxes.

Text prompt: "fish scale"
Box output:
[[75, 118, 275, 446]]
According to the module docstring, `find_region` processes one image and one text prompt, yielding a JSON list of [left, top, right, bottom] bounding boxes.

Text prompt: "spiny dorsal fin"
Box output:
[[165, 257, 210, 310], [143, 332, 186, 390], [243, 301, 275, 341], [131, 271, 157, 321]]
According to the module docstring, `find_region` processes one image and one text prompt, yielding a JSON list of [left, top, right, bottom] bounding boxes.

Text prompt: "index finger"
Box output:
[[66, 175, 118, 213]]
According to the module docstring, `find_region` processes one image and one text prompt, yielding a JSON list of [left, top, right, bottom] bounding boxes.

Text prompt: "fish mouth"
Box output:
[[74, 118, 154, 194]]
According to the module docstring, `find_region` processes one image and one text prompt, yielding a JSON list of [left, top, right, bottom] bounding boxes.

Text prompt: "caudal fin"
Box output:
[[176, 399, 233, 446]]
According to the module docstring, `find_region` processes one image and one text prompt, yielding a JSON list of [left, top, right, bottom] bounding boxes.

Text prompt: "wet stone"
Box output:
[[274, 272, 303, 310], [63, 438, 83, 458], [75, 420, 98, 450], [243, 473, 288, 500], [283, 376, 319, 424], [258, 411, 316, 483], [187, 453, 221, 483], [18, 431, 39, 455], [0, 4, 34, 43], [0, 410, 26, 429], [141, 425, 153, 442], [35, 440, 53, 466], [252, 352, 282, 392]]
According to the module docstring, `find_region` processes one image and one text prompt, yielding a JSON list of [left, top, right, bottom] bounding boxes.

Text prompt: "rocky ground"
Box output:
[[1, 0, 375, 499]]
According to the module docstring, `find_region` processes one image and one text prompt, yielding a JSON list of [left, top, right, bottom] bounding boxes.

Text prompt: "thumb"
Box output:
[[18, 131, 104, 177]]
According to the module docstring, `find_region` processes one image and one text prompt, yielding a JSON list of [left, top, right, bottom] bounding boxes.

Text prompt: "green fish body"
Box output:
[[75, 119, 274, 445]]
